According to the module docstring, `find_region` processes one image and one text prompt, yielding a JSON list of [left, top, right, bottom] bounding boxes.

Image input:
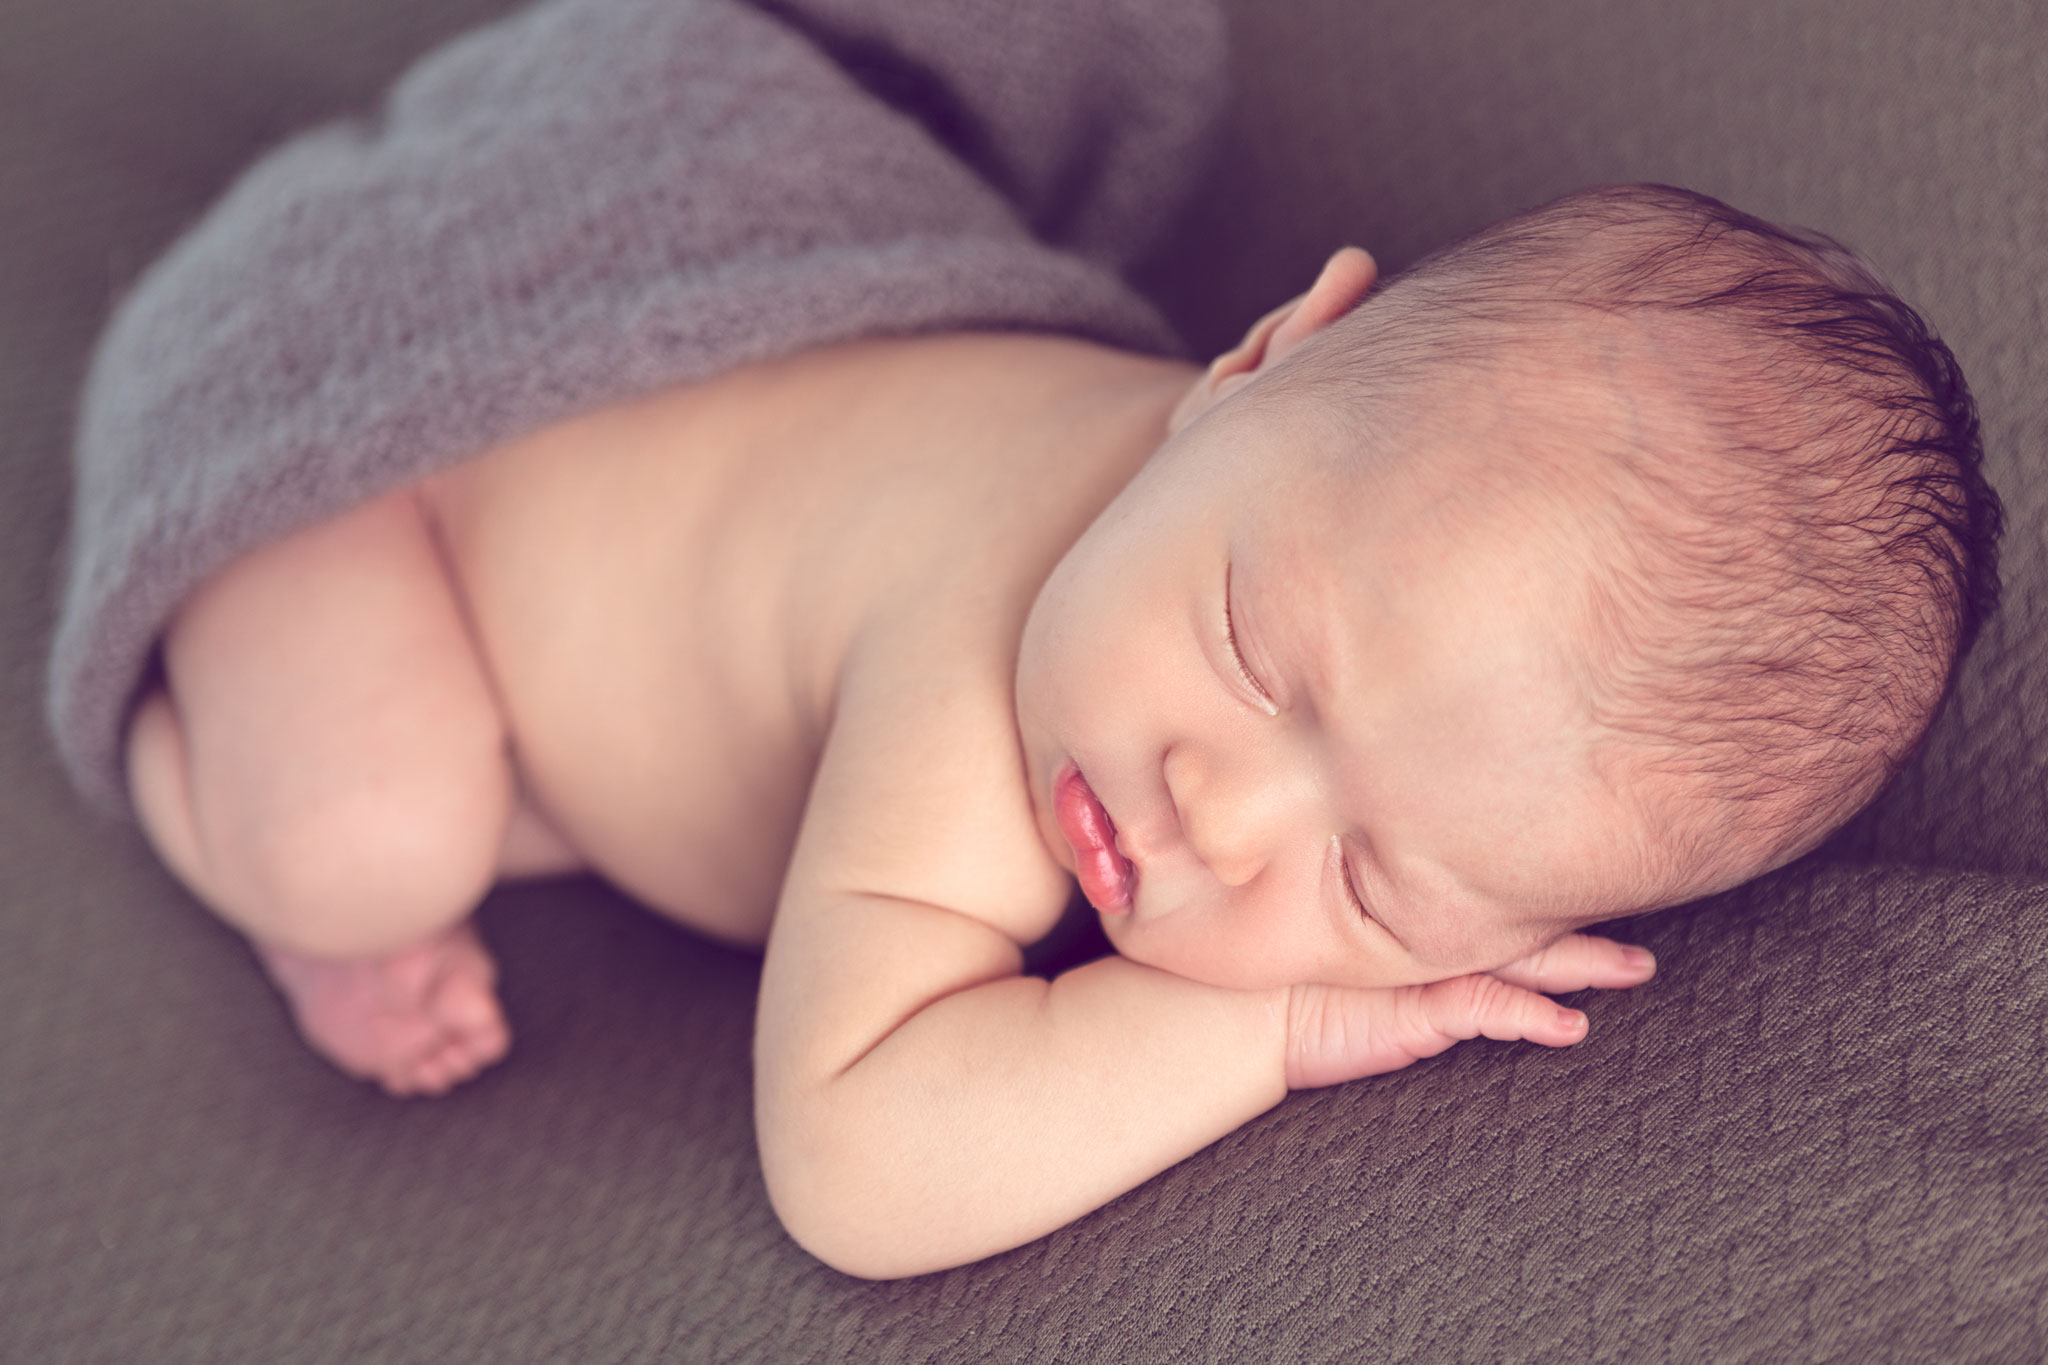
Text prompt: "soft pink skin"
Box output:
[[120, 245, 1685, 1279], [130, 244, 1678, 1136], [999, 247, 1699, 1107], [253, 921, 510, 1098], [1010, 250, 1736, 1002], [1012, 396, 1648, 991], [1281, 939, 1657, 1089]]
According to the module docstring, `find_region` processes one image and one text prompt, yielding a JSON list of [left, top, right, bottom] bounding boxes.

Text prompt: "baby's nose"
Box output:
[[1163, 745, 1283, 888]]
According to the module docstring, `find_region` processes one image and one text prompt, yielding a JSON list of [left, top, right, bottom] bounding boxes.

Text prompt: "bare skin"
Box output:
[[127, 248, 1703, 1272]]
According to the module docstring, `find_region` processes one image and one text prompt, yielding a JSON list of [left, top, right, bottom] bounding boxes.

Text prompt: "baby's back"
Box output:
[[420, 332, 1181, 945]]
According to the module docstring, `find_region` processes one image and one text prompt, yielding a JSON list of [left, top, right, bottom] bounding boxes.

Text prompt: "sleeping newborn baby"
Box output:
[[122, 184, 1999, 1277]]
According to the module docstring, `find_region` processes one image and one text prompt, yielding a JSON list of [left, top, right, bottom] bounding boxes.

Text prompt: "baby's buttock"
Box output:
[[418, 377, 833, 948]]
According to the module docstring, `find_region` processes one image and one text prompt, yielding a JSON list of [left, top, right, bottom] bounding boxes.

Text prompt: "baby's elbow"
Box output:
[[775, 1211, 926, 1282], [757, 1073, 1024, 1278], [761, 1157, 946, 1281], [760, 1099, 1008, 1279]]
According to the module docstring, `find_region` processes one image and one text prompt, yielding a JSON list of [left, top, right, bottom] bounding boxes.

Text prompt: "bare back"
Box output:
[[419, 332, 1190, 947]]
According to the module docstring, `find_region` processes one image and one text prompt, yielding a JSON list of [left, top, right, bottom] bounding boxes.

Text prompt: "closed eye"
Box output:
[[1340, 860, 1373, 921], [1333, 836, 1391, 938], [1224, 563, 1278, 715]]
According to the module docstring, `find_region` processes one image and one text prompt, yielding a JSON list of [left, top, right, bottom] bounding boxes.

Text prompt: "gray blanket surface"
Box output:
[[46, 0, 1224, 814]]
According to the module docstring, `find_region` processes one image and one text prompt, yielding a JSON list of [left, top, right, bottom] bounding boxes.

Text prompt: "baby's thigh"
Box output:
[[159, 486, 513, 914]]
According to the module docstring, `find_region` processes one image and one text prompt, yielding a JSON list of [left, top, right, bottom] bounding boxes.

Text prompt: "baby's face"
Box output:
[[1015, 386, 1709, 991]]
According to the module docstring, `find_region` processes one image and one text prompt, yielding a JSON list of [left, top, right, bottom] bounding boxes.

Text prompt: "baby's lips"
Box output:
[[1092, 851, 1136, 913], [1052, 764, 1135, 913]]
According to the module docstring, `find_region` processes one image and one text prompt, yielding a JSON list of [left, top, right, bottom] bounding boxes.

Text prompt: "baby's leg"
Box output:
[[126, 487, 519, 1096]]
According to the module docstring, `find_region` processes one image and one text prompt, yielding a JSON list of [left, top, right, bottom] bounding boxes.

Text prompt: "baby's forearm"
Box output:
[[757, 952, 1288, 1280]]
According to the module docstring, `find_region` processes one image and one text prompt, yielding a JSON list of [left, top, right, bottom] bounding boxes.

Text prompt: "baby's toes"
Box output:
[[432, 964, 511, 1056], [365, 1022, 448, 1097], [381, 1029, 474, 1097], [458, 1011, 512, 1073], [322, 1008, 430, 1092], [385, 972, 508, 1095], [258, 922, 510, 1097], [404, 1039, 467, 1097], [401, 1044, 464, 1098]]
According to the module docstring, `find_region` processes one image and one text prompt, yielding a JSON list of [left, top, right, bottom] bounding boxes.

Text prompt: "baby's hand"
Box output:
[[1283, 933, 1655, 1090]]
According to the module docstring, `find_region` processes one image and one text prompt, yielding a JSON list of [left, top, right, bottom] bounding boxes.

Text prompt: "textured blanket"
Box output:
[[47, 0, 1226, 815]]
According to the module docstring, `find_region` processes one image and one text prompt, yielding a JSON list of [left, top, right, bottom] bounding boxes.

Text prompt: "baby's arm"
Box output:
[[758, 895, 1286, 1278], [759, 897, 1632, 1279], [753, 649, 1648, 1279]]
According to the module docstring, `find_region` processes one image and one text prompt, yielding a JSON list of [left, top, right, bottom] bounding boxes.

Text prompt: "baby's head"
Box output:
[[1016, 183, 2002, 990]]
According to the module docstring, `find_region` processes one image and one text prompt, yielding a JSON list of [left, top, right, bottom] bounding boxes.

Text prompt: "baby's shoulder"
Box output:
[[796, 588, 1072, 949]]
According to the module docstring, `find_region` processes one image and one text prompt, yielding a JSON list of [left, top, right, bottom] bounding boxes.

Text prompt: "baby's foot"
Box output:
[[253, 920, 511, 1097]]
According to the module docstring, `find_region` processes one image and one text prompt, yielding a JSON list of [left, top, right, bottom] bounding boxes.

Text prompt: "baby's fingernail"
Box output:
[[1556, 1007, 1586, 1034], [1623, 946, 1655, 970]]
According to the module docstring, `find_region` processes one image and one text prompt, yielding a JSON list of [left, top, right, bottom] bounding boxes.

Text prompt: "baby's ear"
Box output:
[[1168, 246, 1377, 435]]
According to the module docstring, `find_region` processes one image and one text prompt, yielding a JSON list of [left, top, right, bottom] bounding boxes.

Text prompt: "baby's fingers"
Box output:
[[1410, 974, 1589, 1053], [1489, 933, 1654, 995], [1285, 976, 1588, 1089]]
